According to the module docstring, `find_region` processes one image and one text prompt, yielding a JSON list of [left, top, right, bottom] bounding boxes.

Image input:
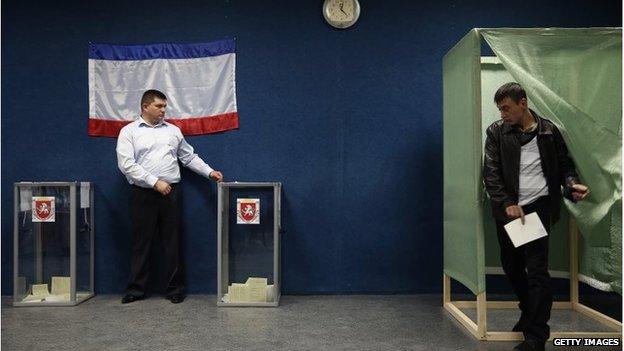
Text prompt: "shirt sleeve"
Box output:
[[116, 128, 159, 188], [176, 131, 215, 179]]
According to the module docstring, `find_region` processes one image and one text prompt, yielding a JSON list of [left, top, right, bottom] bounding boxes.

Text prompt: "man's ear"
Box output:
[[519, 98, 528, 109]]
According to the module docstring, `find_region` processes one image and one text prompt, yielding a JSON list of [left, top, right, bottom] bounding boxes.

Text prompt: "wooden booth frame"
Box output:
[[443, 220, 622, 341]]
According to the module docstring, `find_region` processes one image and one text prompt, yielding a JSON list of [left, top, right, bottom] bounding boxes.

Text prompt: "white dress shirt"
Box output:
[[116, 117, 215, 188]]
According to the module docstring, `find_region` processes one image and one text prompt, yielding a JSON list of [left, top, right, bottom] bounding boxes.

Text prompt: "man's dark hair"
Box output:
[[494, 82, 526, 103], [141, 89, 167, 108]]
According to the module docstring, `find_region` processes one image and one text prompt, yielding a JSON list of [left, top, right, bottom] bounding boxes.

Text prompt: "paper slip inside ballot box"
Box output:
[[504, 212, 548, 248]]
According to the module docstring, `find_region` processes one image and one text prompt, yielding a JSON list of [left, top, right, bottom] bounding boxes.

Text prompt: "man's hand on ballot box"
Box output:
[[210, 171, 224, 182]]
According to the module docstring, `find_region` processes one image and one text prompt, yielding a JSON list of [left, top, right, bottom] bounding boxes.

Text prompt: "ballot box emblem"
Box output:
[[237, 198, 260, 224], [32, 196, 55, 222]]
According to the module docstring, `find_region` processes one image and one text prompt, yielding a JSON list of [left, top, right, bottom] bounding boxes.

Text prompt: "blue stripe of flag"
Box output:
[[89, 38, 235, 60]]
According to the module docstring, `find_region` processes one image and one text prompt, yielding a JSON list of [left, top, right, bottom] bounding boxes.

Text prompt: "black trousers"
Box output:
[[495, 196, 552, 342], [126, 184, 184, 297]]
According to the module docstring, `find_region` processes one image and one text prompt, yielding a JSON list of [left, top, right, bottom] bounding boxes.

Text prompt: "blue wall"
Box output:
[[2, 0, 621, 295]]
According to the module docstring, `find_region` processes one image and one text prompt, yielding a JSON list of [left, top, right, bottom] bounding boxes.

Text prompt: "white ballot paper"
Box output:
[[246, 277, 268, 302], [51, 276, 71, 295], [504, 212, 548, 248]]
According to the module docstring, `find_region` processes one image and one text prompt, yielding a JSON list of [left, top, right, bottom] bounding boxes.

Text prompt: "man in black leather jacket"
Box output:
[[483, 82, 590, 351]]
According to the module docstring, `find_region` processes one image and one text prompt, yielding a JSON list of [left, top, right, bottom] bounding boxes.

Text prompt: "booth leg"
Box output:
[[569, 219, 579, 306], [443, 273, 451, 304], [476, 291, 487, 339]]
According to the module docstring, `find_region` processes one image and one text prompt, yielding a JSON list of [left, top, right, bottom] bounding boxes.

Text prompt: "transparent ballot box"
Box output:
[[217, 182, 282, 307], [13, 182, 94, 306]]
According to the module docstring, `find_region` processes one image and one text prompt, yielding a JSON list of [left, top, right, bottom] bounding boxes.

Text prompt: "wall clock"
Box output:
[[323, 0, 361, 29]]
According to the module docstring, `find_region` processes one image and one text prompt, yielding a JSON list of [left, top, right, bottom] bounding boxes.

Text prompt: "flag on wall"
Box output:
[[88, 38, 238, 137]]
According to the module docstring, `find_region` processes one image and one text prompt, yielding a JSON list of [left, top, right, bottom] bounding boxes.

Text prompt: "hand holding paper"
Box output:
[[505, 205, 525, 224], [504, 212, 548, 248]]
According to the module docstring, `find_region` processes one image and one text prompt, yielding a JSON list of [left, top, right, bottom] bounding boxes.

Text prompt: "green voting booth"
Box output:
[[442, 28, 622, 340]]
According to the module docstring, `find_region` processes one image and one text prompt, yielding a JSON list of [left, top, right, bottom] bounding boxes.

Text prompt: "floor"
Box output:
[[2, 294, 621, 351]]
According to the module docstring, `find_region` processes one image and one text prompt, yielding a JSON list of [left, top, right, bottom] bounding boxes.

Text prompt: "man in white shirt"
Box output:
[[116, 89, 223, 304]]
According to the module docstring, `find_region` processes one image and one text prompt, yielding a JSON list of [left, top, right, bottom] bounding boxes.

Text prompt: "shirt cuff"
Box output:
[[206, 166, 215, 179], [146, 175, 159, 188]]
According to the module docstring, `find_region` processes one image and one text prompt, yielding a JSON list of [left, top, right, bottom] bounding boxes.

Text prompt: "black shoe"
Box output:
[[168, 294, 185, 304], [513, 340, 545, 351], [121, 294, 144, 304]]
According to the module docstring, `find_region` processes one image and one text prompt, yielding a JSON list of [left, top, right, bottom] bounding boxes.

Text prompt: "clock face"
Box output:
[[323, 0, 360, 29]]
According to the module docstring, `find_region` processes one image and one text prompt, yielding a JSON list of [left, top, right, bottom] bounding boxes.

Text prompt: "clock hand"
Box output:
[[339, 4, 348, 16]]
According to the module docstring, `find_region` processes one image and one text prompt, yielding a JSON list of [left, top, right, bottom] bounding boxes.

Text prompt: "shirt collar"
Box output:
[[138, 116, 167, 128]]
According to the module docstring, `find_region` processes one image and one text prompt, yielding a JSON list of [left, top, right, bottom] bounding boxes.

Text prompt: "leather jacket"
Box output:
[[483, 110, 579, 223]]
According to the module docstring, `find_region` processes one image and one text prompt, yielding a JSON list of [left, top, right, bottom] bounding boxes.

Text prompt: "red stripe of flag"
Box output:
[[88, 112, 239, 137]]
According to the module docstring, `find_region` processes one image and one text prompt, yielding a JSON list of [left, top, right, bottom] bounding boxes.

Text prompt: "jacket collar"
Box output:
[[534, 109, 553, 135]]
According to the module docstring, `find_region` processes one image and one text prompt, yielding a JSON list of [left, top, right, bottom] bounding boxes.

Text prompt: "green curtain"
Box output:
[[481, 28, 622, 293], [443, 29, 486, 295]]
